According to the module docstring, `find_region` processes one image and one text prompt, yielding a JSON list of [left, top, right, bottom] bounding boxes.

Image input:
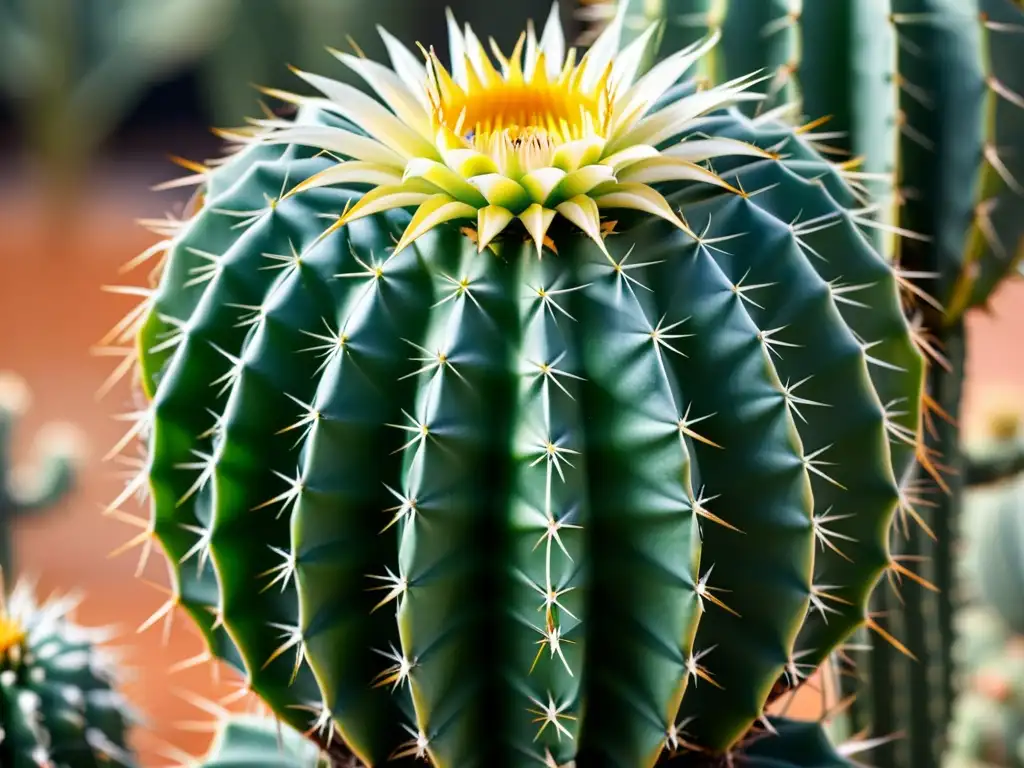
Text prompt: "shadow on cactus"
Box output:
[[98, 3, 945, 766], [0, 575, 138, 767], [0, 371, 84, 576]]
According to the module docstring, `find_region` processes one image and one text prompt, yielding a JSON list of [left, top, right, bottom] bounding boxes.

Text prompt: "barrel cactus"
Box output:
[[103, 4, 931, 766], [0, 578, 137, 767]]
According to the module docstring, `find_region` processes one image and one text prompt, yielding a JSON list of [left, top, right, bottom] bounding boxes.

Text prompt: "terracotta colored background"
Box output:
[[1, 174, 1022, 764]]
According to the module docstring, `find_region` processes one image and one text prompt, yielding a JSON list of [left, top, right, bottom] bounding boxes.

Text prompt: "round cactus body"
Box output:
[[110, 6, 926, 767], [0, 581, 136, 768], [965, 477, 1024, 635]]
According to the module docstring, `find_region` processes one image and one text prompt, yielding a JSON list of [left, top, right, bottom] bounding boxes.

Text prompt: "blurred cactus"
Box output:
[[0, 0, 235, 213], [0, 372, 83, 576], [0, 576, 138, 767]]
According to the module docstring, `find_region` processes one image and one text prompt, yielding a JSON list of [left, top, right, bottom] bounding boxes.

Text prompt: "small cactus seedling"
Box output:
[[102, 4, 935, 766], [0, 576, 138, 767], [0, 372, 84, 575]]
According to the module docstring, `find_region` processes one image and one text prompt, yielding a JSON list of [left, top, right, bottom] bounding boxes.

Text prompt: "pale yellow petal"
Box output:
[[519, 203, 557, 257], [615, 157, 739, 192], [445, 8, 469, 88], [377, 25, 429, 108], [441, 148, 500, 178], [462, 24, 504, 86], [591, 183, 694, 236], [610, 21, 662, 95], [468, 174, 531, 210], [339, 181, 437, 227], [404, 158, 489, 206], [523, 18, 541, 81], [551, 137, 606, 172], [555, 194, 608, 255], [477, 205, 515, 251], [550, 165, 617, 204], [579, 0, 626, 91], [538, 1, 566, 77], [259, 126, 405, 168], [331, 49, 432, 137], [286, 162, 405, 198], [611, 30, 722, 130], [520, 167, 568, 205], [290, 68, 440, 160], [608, 73, 767, 152], [395, 195, 478, 254], [600, 145, 661, 173], [664, 137, 775, 164]]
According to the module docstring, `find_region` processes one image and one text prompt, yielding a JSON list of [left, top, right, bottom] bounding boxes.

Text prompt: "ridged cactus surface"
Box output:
[[193, 715, 328, 767], [106, 7, 930, 767], [0, 580, 136, 767], [606, 0, 1024, 321]]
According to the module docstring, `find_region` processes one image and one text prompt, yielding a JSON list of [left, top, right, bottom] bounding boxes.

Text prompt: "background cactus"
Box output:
[[576, 2, 1024, 766], [0, 371, 82, 576], [0, 576, 137, 767], [99, 7, 936, 766], [188, 714, 330, 768]]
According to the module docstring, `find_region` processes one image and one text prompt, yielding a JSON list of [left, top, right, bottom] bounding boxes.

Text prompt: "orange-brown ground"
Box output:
[[1, 186, 1021, 764]]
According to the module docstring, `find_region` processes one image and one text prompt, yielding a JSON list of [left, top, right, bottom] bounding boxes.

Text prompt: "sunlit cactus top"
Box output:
[[243, 3, 769, 256]]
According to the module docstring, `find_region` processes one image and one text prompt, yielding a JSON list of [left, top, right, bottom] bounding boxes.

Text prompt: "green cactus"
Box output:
[[0, 577, 137, 767], [102, 5, 933, 767], [0, 372, 82, 576], [190, 714, 330, 768]]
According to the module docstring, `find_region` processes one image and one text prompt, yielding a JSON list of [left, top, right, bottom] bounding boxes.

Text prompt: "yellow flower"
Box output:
[[255, 4, 771, 256]]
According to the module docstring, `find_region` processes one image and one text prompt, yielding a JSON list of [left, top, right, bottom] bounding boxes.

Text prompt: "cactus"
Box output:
[[190, 715, 330, 768], [0, 372, 83, 576], [101, 5, 935, 766], [0, 576, 137, 767], [575, 2, 1024, 766]]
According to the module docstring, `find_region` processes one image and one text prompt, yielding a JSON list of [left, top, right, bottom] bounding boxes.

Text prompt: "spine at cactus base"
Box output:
[[0, 578, 137, 767], [0, 373, 82, 576], [103, 4, 934, 766]]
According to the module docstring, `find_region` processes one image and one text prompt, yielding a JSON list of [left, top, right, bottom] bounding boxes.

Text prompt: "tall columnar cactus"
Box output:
[[103, 5, 938, 766], [0, 577, 137, 767], [0, 372, 82, 576], [577, 1, 1024, 766]]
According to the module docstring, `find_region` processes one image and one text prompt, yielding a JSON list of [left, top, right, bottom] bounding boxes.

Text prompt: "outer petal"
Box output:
[[331, 50, 433, 138], [476, 205, 515, 251], [615, 157, 739, 192], [286, 162, 405, 198], [609, 21, 662, 95], [538, 2, 566, 77], [467, 174, 532, 211], [608, 73, 767, 151], [290, 68, 440, 160], [578, 0, 626, 91], [550, 165, 617, 204], [591, 182, 694, 235], [520, 168, 568, 205], [394, 194, 478, 254], [404, 158, 489, 206], [664, 138, 776, 164], [338, 180, 438, 226], [555, 194, 608, 255], [519, 203, 557, 257], [376, 25, 429, 108], [258, 126, 406, 168], [445, 8, 470, 88], [552, 137, 606, 172]]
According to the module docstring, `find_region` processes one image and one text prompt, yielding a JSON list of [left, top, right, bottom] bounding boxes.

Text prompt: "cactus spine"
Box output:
[[102, 4, 943, 766]]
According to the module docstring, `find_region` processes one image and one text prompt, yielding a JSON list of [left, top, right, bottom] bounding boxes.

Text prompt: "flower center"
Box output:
[[0, 613, 25, 658]]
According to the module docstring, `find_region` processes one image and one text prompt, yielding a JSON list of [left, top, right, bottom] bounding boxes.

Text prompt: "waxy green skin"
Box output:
[[0, 600, 136, 768], [618, 0, 1024, 321], [197, 716, 328, 768], [135, 93, 920, 766]]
